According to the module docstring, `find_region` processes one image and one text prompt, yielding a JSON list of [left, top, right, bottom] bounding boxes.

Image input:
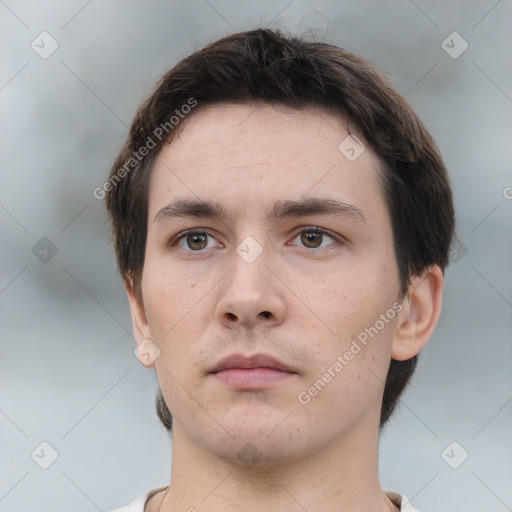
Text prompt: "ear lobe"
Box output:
[[391, 265, 444, 361], [124, 276, 156, 369]]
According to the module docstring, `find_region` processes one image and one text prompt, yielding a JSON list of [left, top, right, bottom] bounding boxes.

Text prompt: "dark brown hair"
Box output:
[[105, 28, 455, 430]]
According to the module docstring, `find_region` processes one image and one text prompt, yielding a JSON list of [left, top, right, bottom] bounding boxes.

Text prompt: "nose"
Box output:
[[215, 248, 286, 330]]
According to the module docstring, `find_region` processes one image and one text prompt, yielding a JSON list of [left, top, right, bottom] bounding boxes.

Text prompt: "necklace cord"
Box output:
[[155, 487, 170, 512]]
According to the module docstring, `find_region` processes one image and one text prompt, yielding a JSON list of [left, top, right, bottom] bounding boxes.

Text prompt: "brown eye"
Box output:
[[173, 230, 217, 251], [292, 228, 338, 250], [186, 233, 208, 250], [301, 231, 323, 248]]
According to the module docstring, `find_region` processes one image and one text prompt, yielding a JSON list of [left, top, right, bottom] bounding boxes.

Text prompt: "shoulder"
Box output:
[[384, 489, 422, 512], [107, 486, 168, 512]]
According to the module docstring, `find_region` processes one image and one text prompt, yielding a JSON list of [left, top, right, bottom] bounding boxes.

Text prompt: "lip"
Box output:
[[211, 353, 295, 373], [210, 353, 297, 390]]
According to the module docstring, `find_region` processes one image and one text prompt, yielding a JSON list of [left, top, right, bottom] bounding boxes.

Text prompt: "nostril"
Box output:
[[260, 311, 271, 319], [227, 312, 237, 320]]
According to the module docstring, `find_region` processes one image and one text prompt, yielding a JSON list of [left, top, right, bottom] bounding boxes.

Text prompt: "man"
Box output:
[[105, 28, 454, 512]]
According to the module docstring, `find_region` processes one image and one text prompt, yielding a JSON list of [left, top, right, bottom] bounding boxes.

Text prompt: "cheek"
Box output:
[[140, 279, 195, 377], [302, 272, 399, 399], [142, 261, 203, 332], [323, 255, 398, 324], [298, 318, 397, 428]]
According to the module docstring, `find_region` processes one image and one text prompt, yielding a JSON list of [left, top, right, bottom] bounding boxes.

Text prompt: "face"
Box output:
[[130, 102, 404, 466]]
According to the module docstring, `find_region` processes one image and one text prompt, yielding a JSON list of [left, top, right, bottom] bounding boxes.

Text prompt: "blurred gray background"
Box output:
[[1, 1, 511, 510]]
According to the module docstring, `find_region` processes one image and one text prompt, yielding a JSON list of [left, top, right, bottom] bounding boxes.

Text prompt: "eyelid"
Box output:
[[168, 225, 347, 251], [288, 225, 344, 248], [169, 228, 221, 249]]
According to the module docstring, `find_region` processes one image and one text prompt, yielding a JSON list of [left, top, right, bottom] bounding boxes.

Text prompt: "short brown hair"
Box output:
[[105, 28, 455, 430]]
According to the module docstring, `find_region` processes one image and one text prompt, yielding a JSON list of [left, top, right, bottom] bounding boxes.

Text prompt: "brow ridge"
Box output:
[[153, 197, 366, 224]]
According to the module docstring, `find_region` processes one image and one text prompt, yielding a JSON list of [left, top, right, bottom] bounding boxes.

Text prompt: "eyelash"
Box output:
[[169, 226, 343, 252]]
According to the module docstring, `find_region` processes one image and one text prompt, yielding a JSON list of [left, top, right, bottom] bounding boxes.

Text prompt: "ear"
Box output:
[[124, 275, 157, 369], [391, 265, 444, 361]]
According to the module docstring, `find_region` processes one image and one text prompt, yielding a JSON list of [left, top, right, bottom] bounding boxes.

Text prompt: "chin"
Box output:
[[218, 403, 292, 435], [197, 418, 309, 468]]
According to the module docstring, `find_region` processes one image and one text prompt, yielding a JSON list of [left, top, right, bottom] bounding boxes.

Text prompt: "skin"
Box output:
[[125, 102, 444, 512]]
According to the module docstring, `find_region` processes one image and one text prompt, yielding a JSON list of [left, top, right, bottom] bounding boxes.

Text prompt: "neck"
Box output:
[[157, 420, 398, 512]]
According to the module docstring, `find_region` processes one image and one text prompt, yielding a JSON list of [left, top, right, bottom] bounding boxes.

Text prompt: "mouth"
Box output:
[[210, 353, 297, 390]]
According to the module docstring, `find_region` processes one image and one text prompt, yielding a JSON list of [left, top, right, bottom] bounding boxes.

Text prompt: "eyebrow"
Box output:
[[153, 197, 367, 225]]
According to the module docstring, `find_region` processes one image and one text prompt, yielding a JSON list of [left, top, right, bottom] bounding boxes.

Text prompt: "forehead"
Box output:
[[148, 102, 387, 225]]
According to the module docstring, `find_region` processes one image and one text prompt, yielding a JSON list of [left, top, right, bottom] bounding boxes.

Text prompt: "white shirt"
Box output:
[[108, 486, 421, 511]]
